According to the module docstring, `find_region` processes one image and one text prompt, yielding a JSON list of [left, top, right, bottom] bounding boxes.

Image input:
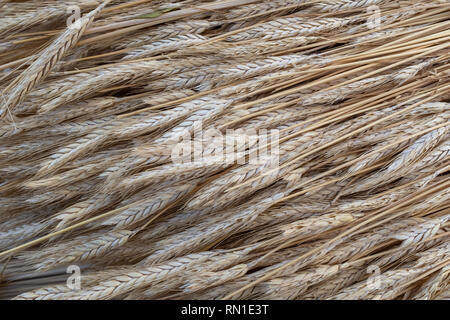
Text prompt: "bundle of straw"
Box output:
[[0, 0, 449, 300]]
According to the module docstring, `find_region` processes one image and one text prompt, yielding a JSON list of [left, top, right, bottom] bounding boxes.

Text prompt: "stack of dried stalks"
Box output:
[[0, 0, 449, 300]]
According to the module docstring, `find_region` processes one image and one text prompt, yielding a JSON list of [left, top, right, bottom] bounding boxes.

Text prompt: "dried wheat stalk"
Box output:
[[0, 0, 449, 301]]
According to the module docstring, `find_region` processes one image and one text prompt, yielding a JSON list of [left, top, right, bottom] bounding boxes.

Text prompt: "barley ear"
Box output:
[[0, 0, 111, 119]]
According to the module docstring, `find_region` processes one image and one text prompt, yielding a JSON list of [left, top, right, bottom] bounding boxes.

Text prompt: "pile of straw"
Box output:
[[0, 0, 449, 300]]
